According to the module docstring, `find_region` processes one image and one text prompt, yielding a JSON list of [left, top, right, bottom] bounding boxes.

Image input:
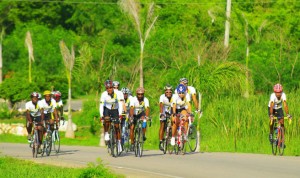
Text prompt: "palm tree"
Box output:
[[119, 0, 158, 87], [25, 31, 34, 83], [59, 40, 75, 138]]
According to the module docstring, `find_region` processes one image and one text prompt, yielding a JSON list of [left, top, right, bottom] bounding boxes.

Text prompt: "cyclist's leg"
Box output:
[[130, 117, 137, 144], [276, 108, 285, 141], [180, 110, 189, 137], [103, 107, 111, 141], [268, 107, 275, 142], [26, 116, 33, 140]]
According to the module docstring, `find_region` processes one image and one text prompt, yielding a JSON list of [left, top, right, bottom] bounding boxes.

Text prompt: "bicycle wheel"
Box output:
[[271, 127, 278, 155], [110, 126, 118, 157], [52, 130, 60, 153], [187, 125, 198, 152], [45, 131, 52, 156], [138, 127, 144, 157], [32, 130, 39, 158], [164, 127, 171, 154], [134, 128, 139, 157], [123, 128, 130, 153], [277, 127, 285, 156]]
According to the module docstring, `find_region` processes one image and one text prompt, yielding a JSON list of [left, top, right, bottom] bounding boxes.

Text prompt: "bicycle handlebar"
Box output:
[[270, 116, 292, 125]]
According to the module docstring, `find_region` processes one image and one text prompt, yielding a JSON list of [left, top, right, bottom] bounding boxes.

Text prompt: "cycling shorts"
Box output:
[[268, 107, 284, 120], [133, 111, 145, 125], [103, 107, 119, 121]]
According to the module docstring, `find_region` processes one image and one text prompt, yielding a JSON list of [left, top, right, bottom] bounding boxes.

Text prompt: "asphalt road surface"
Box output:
[[0, 143, 299, 178]]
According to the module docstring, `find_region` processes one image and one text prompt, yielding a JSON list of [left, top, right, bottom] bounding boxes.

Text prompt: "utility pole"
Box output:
[[224, 0, 231, 48]]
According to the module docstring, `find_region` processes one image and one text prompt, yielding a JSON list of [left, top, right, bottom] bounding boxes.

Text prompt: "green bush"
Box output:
[[0, 103, 12, 119]]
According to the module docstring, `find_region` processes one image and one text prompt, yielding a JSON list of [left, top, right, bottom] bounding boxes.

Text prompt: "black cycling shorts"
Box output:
[[103, 107, 119, 121], [268, 107, 284, 119], [133, 111, 145, 125], [30, 115, 41, 123]]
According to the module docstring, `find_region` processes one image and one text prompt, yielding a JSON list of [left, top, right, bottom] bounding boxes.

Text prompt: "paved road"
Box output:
[[0, 143, 299, 178]]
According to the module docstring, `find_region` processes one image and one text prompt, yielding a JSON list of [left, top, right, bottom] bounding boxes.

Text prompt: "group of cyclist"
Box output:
[[25, 81, 292, 154], [99, 77, 201, 153], [25, 90, 64, 152]]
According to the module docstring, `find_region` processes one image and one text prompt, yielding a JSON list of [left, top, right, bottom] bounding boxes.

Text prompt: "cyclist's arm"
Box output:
[[159, 102, 164, 114], [191, 94, 199, 111], [129, 106, 134, 118], [40, 108, 45, 123], [26, 110, 32, 123], [187, 102, 192, 114], [145, 107, 150, 118], [269, 101, 274, 116], [53, 108, 59, 121], [283, 100, 290, 115]]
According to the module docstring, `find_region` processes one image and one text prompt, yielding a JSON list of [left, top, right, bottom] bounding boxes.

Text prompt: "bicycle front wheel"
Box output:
[[44, 131, 52, 156], [134, 127, 144, 157], [187, 125, 198, 152], [52, 130, 60, 153], [32, 130, 39, 158], [277, 127, 285, 156], [110, 127, 118, 157]]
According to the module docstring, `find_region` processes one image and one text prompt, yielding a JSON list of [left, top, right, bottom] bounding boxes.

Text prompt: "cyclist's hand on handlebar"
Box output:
[[160, 113, 166, 119], [269, 115, 274, 120], [287, 114, 292, 119]]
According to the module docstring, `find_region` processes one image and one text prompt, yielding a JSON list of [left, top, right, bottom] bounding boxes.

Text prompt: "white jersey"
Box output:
[[268, 92, 287, 110], [124, 95, 133, 114], [130, 96, 150, 115], [172, 93, 191, 110], [159, 94, 173, 114], [55, 100, 63, 108], [99, 89, 124, 117], [40, 98, 57, 114], [25, 100, 43, 117]]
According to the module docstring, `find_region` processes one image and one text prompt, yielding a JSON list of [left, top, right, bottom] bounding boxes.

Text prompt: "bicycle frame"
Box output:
[[270, 117, 291, 156]]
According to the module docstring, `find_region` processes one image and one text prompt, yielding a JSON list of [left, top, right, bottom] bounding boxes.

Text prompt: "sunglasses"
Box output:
[[137, 94, 144, 96], [165, 92, 172, 94], [106, 87, 113, 89], [178, 92, 185, 94]]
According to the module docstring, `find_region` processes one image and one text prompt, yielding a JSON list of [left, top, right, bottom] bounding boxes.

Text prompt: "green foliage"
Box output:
[[0, 103, 11, 119]]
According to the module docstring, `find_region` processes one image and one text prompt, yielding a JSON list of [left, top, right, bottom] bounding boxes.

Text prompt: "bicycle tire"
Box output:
[[138, 127, 144, 157], [134, 127, 139, 157], [123, 127, 130, 153], [187, 125, 198, 152], [32, 130, 39, 158], [277, 127, 285, 156], [271, 125, 278, 155], [45, 130, 52, 156], [52, 130, 60, 153], [110, 126, 117, 157], [164, 127, 172, 154]]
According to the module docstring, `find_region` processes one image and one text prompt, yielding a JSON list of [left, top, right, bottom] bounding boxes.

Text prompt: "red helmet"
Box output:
[[53, 91, 61, 99], [273, 83, 283, 93], [30, 92, 39, 98], [136, 87, 145, 94]]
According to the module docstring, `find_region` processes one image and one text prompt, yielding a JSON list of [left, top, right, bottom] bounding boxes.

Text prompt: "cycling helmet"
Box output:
[[113, 81, 120, 87], [273, 83, 283, 93], [43, 90, 52, 95], [136, 87, 145, 94], [121, 87, 130, 94], [38, 93, 42, 99], [53, 91, 62, 97], [176, 84, 187, 93], [30, 92, 39, 98], [104, 80, 113, 88], [164, 84, 173, 91], [179, 78, 188, 84]]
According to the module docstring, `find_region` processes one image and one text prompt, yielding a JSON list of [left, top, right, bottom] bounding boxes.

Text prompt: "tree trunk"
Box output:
[[65, 82, 75, 138], [139, 40, 144, 87], [0, 41, 2, 84], [244, 46, 250, 98], [224, 0, 231, 48]]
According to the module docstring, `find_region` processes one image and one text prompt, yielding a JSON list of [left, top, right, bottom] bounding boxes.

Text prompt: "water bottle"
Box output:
[[142, 119, 147, 128]]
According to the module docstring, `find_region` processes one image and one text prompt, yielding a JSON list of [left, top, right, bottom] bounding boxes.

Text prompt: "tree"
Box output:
[[25, 31, 34, 83], [59, 40, 75, 138], [119, 0, 158, 87], [224, 0, 231, 48]]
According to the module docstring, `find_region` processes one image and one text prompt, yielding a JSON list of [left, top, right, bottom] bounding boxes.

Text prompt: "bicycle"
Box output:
[[29, 121, 42, 158], [107, 117, 121, 158], [42, 121, 52, 156], [270, 116, 291, 156], [121, 114, 130, 153], [134, 117, 152, 157], [161, 113, 172, 154], [168, 114, 188, 155]]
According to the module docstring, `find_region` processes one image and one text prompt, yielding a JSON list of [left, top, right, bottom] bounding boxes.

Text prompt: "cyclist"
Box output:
[[178, 78, 200, 112], [99, 80, 124, 151], [158, 84, 173, 150], [171, 84, 191, 146], [25, 92, 44, 146], [120, 87, 133, 146], [129, 87, 150, 147], [113, 81, 127, 114], [53, 91, 64, 122], [268, 83, 292, 143], [40, 90, 59, 132]]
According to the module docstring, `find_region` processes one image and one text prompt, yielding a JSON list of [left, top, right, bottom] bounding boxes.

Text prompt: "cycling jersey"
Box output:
[[25, 100, 42, 117], [159, 94, 173, 114], [99, 89, 124, 118], [55, 99, 63, 108], [172, 93, 191, 110], [130, 96, 150, 115], [268, 92, 287, 110], [124, 95, 133, 114], [40, 98, 57, 114]]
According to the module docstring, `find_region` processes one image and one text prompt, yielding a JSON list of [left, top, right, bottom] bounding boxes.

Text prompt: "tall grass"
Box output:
[[200, 91, 300, 156], [0, 156, 121, 178]]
